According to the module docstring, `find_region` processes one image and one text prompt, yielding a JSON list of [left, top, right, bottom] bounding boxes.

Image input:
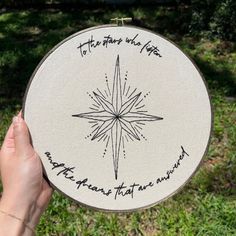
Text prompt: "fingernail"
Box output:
[[13, 116, 22, 124]]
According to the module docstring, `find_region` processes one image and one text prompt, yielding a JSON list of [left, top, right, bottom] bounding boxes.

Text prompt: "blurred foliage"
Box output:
[[0, 0, 235, 40], [190, 0, 236, 41], [0, 4, 235, 105]]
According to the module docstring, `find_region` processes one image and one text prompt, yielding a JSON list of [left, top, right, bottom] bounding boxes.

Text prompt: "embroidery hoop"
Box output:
[[23, 24, 213, 212]]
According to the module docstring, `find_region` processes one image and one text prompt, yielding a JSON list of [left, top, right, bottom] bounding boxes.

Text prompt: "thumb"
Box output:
[[13, 116, 34, 158]]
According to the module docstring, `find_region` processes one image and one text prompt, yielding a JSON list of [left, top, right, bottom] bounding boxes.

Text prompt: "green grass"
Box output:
[[0, 6, 236, 236]]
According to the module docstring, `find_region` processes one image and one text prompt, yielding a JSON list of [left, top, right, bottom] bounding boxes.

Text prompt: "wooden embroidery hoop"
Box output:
[[22, 22, 213, 212]]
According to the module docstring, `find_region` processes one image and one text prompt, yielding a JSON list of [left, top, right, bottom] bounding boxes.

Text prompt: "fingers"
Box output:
[[17, 110, 23, 119], [37, 180, 54, 211], [1, 123, 15, 152], [13, 116, 34, 157], [1, 111, 22, 153]]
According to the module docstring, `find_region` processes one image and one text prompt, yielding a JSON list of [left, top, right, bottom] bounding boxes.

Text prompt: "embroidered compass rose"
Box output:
[[72, 55, 163, 179]]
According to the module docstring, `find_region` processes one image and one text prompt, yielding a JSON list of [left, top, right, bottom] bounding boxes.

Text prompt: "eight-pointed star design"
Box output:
[[72, 55, 163, 179]]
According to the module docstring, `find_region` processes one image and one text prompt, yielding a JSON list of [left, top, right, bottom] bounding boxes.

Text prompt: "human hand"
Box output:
[[0, 112, 53, 235]]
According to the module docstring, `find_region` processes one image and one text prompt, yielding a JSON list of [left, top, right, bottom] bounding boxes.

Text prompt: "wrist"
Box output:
[[0, 208, 36, 236], [0, 192, 45, 231], [0, 192, 34, 221], [0, 208, 25, 236], [0, 195, 37, 235]]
